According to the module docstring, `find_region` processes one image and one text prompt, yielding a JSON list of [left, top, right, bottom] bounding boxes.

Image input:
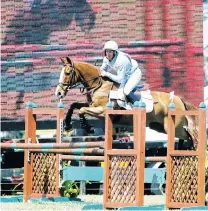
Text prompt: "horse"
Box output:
[[55, 56, 198, 149]]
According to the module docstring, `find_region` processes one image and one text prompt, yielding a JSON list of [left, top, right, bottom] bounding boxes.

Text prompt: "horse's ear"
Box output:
[[60, 57, 67, 64], [66, 57, 73, 65]]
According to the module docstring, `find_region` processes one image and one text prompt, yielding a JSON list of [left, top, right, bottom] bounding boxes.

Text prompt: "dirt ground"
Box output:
[[0, 195, 166, 211]]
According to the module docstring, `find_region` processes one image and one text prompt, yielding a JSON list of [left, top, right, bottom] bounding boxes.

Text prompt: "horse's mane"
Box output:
[[75, 61, 120, 87], [75, 61, 100, 70]]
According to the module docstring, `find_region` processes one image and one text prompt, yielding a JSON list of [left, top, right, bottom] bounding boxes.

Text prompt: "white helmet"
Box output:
[[103, 40, 118, 51]]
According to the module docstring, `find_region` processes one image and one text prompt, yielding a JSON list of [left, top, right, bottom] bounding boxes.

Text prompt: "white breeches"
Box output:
[[123, 68, 142, 95]]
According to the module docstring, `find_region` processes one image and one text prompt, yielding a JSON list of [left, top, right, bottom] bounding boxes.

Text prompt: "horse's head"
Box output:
[[55, 57, 102, 99], [55, 57, 78, 99]]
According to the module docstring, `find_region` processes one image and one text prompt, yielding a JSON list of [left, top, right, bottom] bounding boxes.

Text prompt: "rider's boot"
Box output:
[[126, 91, 139, 104], [132, 84, 144, 92]]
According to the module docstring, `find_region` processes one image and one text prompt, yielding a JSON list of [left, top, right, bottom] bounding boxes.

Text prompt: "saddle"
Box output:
[[109, 83, 153, 112]]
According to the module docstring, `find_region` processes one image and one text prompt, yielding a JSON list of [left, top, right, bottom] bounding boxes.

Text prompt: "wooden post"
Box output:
[[166, 103, 176, 208], [197, 105, 206, 205], [55, 102, 64, 196], [24, 102, 36, 202], [103, 103, 113, 208], [133, 107, 146, 205]]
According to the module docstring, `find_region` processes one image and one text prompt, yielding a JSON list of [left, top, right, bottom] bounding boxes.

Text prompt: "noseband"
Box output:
[[57, 62, 77, 94]]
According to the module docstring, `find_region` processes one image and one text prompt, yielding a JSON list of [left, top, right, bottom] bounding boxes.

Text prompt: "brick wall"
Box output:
[[1, 0, 204, 122]]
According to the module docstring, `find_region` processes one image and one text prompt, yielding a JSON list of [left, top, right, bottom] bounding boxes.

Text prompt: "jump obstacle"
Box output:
[[0, 101, 206, 209], [103, 101, 206, 209]]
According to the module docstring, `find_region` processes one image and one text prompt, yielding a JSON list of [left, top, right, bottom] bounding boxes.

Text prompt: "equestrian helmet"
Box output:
[[103, 40, 118, 51]]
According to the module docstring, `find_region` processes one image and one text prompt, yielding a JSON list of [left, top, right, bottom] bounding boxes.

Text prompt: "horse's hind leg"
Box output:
[[163, 116, 185, 149], [178, 133, 194, 150], [65, 102, 89, 131], [164, 115, 194, 150], [184, 129, 196, 150], [178, 139, 185, 150]]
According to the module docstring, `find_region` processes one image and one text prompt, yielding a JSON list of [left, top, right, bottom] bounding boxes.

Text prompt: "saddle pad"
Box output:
[[141, 90, 153, 113], [109, 89, 153, 113]]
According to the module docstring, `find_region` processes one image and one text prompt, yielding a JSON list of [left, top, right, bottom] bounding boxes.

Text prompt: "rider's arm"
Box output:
[[100, 57, 108, 71], [105, 64, 126, 84]]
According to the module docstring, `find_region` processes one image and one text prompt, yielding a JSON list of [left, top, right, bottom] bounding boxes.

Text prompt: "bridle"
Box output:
[[58, 62, 102, 95]]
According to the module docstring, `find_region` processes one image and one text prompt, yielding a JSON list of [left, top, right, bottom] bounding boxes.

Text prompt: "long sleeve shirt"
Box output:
[[100, 51, 138, 85]]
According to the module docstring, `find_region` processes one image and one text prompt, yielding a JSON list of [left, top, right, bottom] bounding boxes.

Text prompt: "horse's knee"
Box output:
[[79, 107, 86, 114], [69, 102, 77, 110]]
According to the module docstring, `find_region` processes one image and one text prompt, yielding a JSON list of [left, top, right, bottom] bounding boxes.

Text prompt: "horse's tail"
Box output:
[[180, 97, 197, 111], [180, 97, 199, 149]]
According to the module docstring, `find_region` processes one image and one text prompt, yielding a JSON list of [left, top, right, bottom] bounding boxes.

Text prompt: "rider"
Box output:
[[100, 40, 142, 103]]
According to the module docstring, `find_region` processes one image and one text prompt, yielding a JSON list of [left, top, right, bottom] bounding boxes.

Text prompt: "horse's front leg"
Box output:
[[78, 106, 105, 134], [79, 106, 105, 117], [65, 102, 89, 131]]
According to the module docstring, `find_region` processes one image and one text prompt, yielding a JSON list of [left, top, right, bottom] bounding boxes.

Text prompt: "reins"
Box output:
[[82, 75, 102, 94], [58, 62, 103, 95]]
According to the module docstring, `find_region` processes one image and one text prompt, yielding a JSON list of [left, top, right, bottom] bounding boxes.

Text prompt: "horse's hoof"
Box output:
[[64, 126, 74, 136], [64, 124, 72, 131]]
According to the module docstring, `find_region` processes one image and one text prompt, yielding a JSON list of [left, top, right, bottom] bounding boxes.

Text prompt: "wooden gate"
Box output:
[[23, 102, 64, 202], [103, 106, 146, 209], [166, 107, 206, 209]]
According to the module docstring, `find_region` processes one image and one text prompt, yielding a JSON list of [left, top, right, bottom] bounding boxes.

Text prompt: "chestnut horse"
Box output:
[[55, 57, 198, 148]]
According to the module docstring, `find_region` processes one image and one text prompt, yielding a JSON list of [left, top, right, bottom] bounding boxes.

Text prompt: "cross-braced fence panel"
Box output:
[[170, 156, 198, 203], [32, 153, 57, 194], [107, 155, 137, 204]]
